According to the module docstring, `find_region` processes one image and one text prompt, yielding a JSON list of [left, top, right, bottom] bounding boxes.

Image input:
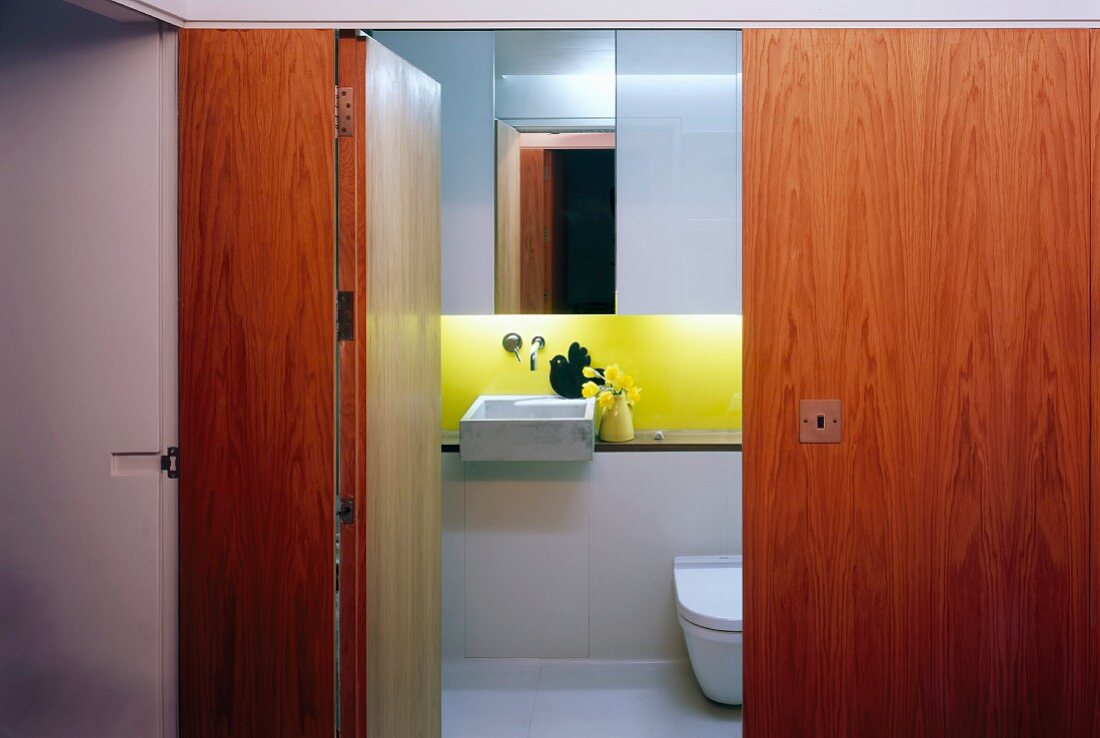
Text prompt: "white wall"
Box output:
[[495, 74, 615, 128], [373, 31, 495, 314], [160, 0, 1100, 26], [0, 2, 176, 736], [616, 30, 742, 315], [442, 452, 741, 661]]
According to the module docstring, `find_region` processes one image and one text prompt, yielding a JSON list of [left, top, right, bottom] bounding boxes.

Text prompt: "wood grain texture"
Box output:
[[357, 36, 442, 738], [520, 147, 548, 313], [744, 31, 929, 736], [178, 29, 335, 738], [338, 30, 368, 738], [1092, 28, 1100, 738], [495, 120, 521, 313], [518, 148, 564, 313], [744, 29, 1090, 738], [922, 32, 1090, 737]]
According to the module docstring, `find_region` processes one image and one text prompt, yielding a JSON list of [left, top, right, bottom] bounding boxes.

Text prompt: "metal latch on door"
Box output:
[[161, 447, 179, 479]]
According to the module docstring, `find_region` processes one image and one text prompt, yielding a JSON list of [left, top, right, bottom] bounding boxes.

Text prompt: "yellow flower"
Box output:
[[619, 374, 635, 390], [597, 392, 615, 411], [603, 364, 622, 390], [581, 381, 599, 399], [582, 366, 598, 378], [626, 386, 642, 405]]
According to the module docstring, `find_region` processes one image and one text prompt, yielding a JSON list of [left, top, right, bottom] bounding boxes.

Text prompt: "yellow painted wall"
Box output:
[[441, 314, 742, 430]]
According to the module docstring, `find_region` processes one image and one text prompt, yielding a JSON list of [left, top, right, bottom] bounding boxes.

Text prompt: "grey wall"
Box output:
[[0, 2, 175, 736], [374, 31, 495, 314]]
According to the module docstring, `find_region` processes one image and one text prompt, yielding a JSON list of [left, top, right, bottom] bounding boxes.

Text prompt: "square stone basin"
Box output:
[[459, 395, 595, 461]]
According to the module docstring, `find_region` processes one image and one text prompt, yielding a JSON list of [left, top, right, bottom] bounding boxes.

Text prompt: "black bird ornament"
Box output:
[[549, 342, 604, 399]]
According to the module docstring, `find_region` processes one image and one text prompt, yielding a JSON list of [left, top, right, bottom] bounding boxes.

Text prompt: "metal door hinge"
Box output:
[[337, 291, 354, 341], [160, 447, 179, 479], [337, 497, 354, 525], [335, 86, 354, 137]]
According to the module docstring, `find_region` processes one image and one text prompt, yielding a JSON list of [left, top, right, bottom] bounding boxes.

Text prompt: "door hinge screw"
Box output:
[[335, 86, 353, 137]]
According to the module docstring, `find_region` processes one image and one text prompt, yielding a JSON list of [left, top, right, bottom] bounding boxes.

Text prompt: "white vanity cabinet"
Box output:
[[441, 450, 742, 660]]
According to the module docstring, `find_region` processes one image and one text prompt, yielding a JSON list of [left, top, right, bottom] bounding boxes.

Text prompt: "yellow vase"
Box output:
[[599, 394, 635, 442]]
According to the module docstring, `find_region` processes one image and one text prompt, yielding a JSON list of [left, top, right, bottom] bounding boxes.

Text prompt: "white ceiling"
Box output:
[[73, 0, 1100, 28]]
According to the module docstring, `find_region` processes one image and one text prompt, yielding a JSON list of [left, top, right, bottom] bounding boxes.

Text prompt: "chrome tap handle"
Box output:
[[502, 333, 523, 362]]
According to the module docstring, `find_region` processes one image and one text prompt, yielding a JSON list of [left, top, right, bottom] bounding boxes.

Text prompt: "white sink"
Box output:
[[459, 395, 595, 461]]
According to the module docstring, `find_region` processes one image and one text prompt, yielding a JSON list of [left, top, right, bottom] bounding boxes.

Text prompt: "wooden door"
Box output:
[[745, 29, 1091, 737], [1092, 28, 1100, 738], [519, 147, 548, 313], [178, 30, 336, 737], [495, 120, 522, 313], [519, 147, 564, 313], [337, 34, 442, 738]]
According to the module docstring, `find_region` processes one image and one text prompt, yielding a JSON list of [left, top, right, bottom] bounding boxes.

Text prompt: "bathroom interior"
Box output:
[[383, 28, 747, 737], [5, 3, 1098, 736], [174, 24, 1097, 738]]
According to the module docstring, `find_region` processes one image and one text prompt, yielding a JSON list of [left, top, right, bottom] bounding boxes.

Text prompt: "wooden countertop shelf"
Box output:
[[441, 429, 741, 454]]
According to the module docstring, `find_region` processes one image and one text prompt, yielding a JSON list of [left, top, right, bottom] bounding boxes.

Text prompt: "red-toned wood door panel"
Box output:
[[1092, 27, 1100, 738], [744, 30, 932, 737], [745, 29, 1090, 738], [520, 147, 548, 313], [178, 29, 336, 738], [922, 32, 1090, 738]]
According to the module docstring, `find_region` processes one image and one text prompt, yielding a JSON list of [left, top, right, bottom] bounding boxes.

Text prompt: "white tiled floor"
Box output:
[[443, 659, 743, 738]]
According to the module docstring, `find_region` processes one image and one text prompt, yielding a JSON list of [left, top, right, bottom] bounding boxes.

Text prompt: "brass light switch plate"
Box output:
[[799, 399, 841, 443]]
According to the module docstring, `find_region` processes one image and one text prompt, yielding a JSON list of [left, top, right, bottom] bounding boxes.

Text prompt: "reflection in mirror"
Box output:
[[370, 29, 741, 316], [496, 131, 616, 314], [494, 30, 615, 131], [494, 31, 616, 314], [615, 30, 742, 315]]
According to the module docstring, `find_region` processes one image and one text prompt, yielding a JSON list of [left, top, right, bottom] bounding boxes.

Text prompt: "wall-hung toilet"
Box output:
[[673, 555, 742, 705]]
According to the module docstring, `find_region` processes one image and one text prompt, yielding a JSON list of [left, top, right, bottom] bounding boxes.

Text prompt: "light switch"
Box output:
[[799, 399, 841, 443]]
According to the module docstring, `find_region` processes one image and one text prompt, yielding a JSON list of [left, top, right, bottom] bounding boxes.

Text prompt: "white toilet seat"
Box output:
[[673, 555, 742, 632], [677, 613, 743, 644]]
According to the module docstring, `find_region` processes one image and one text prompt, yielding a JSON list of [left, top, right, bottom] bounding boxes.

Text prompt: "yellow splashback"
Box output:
[[441, 314, 742, 431]]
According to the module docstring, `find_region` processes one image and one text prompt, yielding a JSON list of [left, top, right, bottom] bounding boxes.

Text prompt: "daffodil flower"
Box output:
[[604, 364, 623, 391], [580, 360, 641, 409]]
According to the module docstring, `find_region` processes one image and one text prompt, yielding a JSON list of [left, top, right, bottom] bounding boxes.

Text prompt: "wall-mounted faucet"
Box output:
[[530, 336, 545, 371], [502, 333, 523, 362]]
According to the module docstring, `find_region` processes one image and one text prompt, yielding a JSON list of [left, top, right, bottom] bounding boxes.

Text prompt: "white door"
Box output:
[[0, 2, 176, 736]]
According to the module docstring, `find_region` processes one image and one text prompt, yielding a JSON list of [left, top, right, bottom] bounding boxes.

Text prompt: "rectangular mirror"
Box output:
[[616, 30, 742, 315], [371, 29, 741, 316], [494, 31, 617, 314]]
